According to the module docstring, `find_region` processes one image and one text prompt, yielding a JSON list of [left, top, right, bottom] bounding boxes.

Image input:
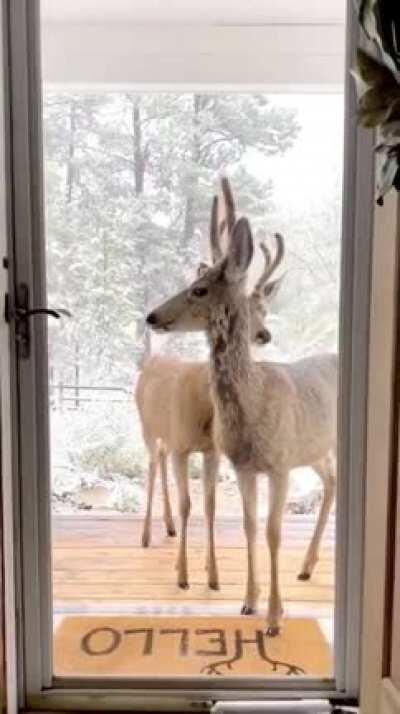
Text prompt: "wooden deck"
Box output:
[[52, 514, 335, 618]]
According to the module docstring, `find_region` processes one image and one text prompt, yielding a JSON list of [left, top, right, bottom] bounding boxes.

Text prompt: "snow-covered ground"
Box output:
[[50, 393, 328, 517]]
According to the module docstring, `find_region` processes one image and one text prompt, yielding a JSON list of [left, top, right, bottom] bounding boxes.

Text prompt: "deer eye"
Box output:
[[191, 287, 208, 298]]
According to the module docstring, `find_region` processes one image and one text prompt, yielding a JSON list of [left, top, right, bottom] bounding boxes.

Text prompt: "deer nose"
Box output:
[[256, 329, 271, 345], [146, 311, 158, 325]]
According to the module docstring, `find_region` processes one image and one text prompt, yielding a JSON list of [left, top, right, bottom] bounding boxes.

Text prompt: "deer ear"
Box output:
[[225, 217, 254, 282], [263, 272, 285, 300]]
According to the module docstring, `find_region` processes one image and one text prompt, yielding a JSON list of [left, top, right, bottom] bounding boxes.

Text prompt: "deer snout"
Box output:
[[146, 311, 158, 326], [256, 329, 271, 345], [146, 310, 173, 332]]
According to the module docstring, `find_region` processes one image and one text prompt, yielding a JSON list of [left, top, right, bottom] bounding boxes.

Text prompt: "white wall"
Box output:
[[41, 24, 345, 88]]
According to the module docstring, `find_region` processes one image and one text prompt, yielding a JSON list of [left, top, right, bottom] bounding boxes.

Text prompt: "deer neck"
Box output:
[[207, 294, 254, 453]]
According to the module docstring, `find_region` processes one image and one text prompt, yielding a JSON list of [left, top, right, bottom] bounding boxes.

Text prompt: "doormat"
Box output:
[[54, 616, 332, 677]]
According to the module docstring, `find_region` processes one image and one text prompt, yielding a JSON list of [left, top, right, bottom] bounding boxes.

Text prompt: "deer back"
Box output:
[[136, 356, 214, 454]]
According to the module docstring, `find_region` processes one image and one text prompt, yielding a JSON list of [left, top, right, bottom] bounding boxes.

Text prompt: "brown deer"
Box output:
[[146, 180, 337, 635], [136, 179, 284, 592]]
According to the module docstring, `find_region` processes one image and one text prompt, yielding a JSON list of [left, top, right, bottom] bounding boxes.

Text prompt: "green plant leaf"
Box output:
[[376, 149, 400, 202], [356, 47, 397, 87]]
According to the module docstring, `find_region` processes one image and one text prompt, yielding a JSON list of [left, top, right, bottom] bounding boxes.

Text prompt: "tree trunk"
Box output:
[[66, 100, 76, 205], [132, 98, 145, 195], [135, 279, 152, 368], [74, 343, 80, 409], [100, 227, 109, 357], [62, 100, 80, 389], [182, 94, 202, 253], [129, 95, 152, 364]]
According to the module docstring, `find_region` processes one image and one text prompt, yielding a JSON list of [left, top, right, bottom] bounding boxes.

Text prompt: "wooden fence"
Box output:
[[49, 384, 133, 410]]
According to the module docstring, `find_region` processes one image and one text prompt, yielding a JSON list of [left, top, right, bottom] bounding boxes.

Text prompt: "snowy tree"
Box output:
[[44, 92, 300, 380]]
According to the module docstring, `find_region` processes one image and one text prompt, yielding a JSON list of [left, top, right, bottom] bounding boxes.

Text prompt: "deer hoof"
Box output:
[[167, 527, 177, 537], [178, 581, 190, 590], [298, 572, 311, 581], [209, 580, 220, 591], [141, 534, 150, 548], [266, 625, 281, 637], [241, 605, 256, 615]]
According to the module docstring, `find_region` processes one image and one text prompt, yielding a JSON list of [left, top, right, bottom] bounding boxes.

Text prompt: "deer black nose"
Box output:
[[256, 329, 271, 345], [146, 312, 157, 325]]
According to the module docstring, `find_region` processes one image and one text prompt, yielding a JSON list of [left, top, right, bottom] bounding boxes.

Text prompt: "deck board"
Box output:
[[52, 514, 335, 616]]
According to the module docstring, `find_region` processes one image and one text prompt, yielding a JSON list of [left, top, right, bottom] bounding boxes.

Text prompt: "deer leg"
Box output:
[[159, 449, 176, 537], [141, 450, 158, 548], [298, 454, 336, 580], [172, 451, 191, 589], [203, 450, 220, 590], [266, 471, 289, 636], [237, 470, 259, 615]]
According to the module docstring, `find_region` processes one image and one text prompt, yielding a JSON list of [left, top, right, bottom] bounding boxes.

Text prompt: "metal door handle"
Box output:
[[5, 283, 71, 359], [15, 306, 72, 320]]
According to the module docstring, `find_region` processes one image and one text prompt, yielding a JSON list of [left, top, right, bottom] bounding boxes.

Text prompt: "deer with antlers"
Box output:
[[136, 179, 284, 592], [146, 179, 337, 635]]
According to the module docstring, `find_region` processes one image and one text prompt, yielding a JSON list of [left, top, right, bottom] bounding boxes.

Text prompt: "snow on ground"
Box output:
[[50, 397, 327, 517]]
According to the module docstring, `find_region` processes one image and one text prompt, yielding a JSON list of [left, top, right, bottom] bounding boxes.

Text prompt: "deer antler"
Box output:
[[209, 178, 237, 264], [210, 195, 223, 263], [254, 233, 285, 295], [220, 176, 236, 234]]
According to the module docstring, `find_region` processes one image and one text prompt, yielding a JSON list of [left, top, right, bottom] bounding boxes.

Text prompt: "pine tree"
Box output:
[[43, 91, 300, 383]]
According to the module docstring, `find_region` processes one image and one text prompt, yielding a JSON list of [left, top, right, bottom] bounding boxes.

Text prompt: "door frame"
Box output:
[[5, 0, 53, 700], [0, 2, 24, 713], [360, 193, 400, 714], [1, 0, 381, 709]]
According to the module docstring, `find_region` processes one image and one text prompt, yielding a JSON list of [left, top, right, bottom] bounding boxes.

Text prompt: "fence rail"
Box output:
[[49, 383, 133, 410]]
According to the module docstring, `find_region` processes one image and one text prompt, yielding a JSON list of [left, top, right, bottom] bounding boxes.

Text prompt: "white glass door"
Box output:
[[4, 0, 374, 708]]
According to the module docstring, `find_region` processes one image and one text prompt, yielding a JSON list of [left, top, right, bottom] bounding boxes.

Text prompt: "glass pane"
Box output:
[[41, 2, 343, 684]]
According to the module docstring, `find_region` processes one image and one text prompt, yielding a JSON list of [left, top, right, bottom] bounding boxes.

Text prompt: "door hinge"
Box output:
[[4, 283, 71, 359]]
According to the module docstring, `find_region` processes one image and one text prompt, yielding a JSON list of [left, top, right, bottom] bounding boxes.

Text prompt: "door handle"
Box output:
[[5, 283, 71, 359], [15, 306, 72, 320]]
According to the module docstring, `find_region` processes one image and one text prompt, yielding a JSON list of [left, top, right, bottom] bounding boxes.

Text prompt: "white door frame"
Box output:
[[2, 0, 383, 710], [334, 0, 375, 696], [360, 193, 400, 714], [5, 0, 53, 699], [0, 3, 19, 713]]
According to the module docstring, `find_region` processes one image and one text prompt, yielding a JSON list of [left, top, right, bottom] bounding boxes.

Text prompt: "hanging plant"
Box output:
[[352, 1, 400, 203]]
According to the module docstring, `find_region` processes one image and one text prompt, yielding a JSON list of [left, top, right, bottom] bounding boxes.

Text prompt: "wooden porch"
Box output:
[[52, 514, 335, 619]]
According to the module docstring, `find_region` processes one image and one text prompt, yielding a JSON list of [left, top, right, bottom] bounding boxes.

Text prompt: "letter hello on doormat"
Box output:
[[54, 616, 332, 677]]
